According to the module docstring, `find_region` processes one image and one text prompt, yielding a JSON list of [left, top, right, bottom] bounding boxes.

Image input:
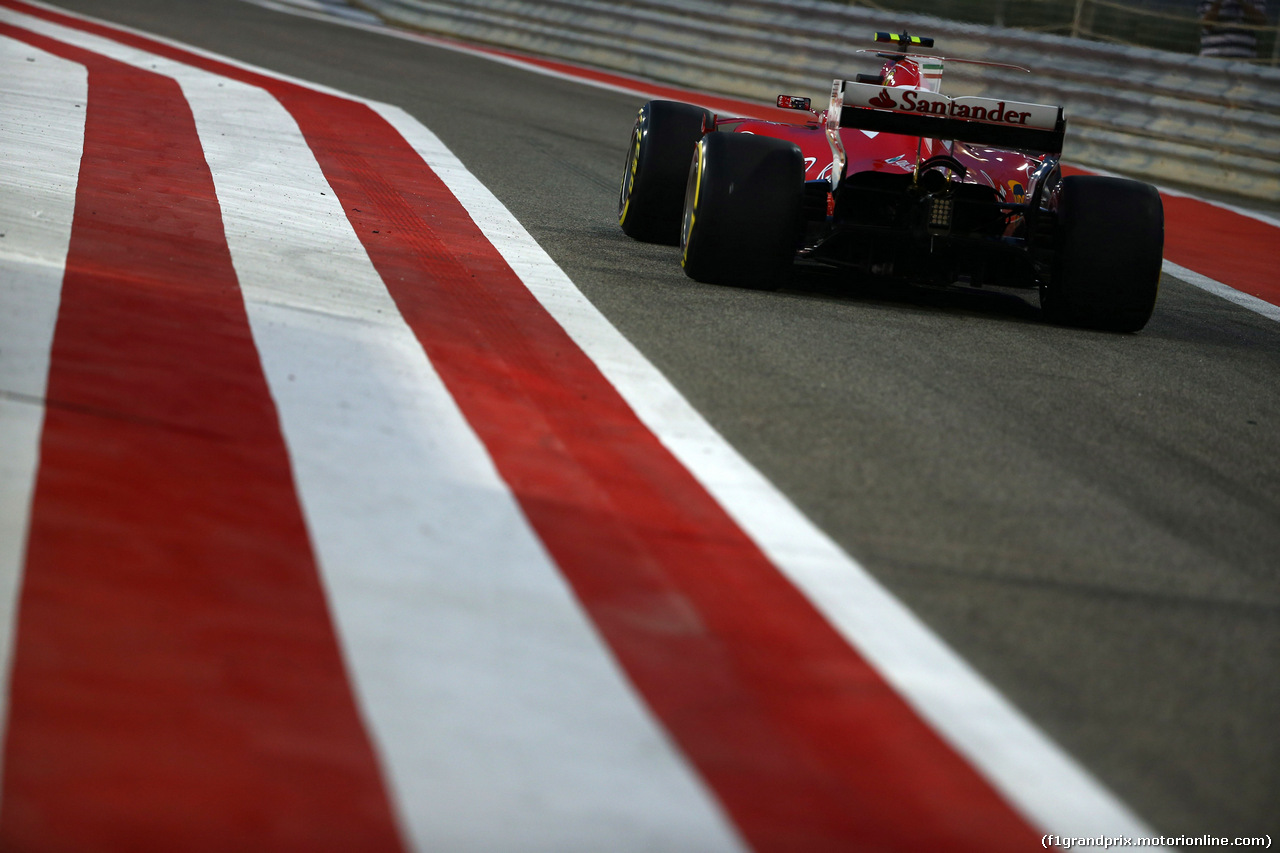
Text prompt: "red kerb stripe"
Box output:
[[0, 23, 405, 853], [1161, 195, 1278, 304]]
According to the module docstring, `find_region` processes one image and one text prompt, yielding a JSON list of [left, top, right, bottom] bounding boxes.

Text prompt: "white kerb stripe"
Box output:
[[186, 81, 746, 853], [1162, 260, 1280, 323], [0, 10, 746, 851], [376, 102, 1166, 842], [0, 35, 86, 797]]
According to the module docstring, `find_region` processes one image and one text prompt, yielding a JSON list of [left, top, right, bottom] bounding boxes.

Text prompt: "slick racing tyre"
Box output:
[[1041, 176, 1164, 332], [618, 100, 714, 244], [680, 131, 804, 289]]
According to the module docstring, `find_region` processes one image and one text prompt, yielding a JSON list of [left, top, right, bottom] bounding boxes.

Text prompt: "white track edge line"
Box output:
[[1163, 260, 1280, 323]]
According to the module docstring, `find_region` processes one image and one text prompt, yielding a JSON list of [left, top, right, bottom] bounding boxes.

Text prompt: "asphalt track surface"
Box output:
[[9, 0, 1280, 841]]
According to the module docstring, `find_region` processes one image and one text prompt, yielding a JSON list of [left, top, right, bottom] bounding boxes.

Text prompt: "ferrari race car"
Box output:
[[618, 32, 1165, 332]]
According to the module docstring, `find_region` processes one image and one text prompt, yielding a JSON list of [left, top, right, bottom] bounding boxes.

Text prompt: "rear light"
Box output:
[[927, 196, 954, 233]]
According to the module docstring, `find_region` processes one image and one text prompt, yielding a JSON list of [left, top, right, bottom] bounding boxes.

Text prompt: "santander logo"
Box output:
[[898, 89, 1034, 125], [847, 80, 1058, 130], [869, 88, 897, 109]]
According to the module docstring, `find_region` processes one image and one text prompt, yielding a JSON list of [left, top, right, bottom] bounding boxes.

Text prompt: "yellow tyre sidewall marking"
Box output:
[[618, 110, 643, 225], [681, 138, 705, 268]]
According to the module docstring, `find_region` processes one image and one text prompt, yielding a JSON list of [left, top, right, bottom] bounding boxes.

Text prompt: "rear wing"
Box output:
[[834, 79, 1065, 153]]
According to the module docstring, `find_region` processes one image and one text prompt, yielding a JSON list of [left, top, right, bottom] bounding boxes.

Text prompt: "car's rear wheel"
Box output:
[[680, 131, 805, 289], [1041, 175, 1164, 332], [618, 100, 714, 244]]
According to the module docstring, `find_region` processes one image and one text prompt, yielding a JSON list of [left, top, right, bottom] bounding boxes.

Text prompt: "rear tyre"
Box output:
[[618, 100, 714, 244], [1041, 176, 1163, 332], [680, 131, 805, 289]]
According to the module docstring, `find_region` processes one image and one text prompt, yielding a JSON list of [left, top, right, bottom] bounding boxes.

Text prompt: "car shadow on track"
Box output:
[[589, 221, 1048, 328], [770, 264, 1047, 327]]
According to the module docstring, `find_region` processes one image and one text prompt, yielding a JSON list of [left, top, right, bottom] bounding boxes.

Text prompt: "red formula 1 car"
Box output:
[[618, 32, 1164, 332]]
